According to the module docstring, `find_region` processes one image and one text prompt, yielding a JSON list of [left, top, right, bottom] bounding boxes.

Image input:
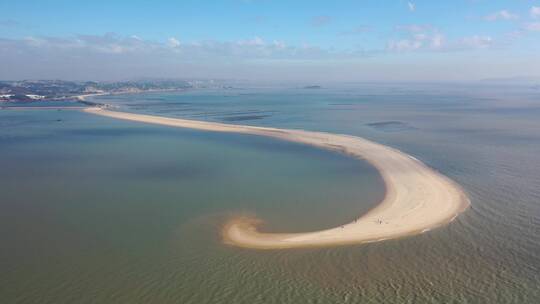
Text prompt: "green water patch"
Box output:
[[0, 109, 385, 303]]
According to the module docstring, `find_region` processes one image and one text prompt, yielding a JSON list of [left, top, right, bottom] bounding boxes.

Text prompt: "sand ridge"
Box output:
[[84, 107, 470, 249]]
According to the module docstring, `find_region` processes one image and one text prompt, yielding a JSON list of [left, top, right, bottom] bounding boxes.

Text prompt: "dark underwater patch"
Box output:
[[220, 114, 271, 122], [366, 121, 416, 132]]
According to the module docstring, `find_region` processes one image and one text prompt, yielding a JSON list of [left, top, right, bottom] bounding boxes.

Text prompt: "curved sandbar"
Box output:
[[84, 107, 470, 249]]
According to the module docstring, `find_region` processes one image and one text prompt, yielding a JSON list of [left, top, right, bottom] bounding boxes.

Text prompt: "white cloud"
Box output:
[[237, 36, 264, 46], [531, 6, 540, 18], [388, 35, 445, 52], [388, 39, 422, 51], [1, 33, 534, 82], [167, 37, 181, 48], [407, 2, 415, 12], [388, 24, 495, 52], [525, 22, 540, 31], [430, 33, 444, 49], [458, 35, 493, 49], [1, 33, 357, 63], [483, 10, 519, 21], [388, 24, 445, 52], [272, 40, 286, 49], [21, 33, 158, 54]]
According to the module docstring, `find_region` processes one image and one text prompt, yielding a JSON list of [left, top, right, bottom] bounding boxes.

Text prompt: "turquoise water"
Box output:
[[1, 83, 540, 303]]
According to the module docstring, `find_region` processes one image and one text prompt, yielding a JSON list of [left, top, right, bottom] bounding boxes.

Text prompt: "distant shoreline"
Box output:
[[76, 88, 187, 102], [84, 107, 470, 250], [0, 88, 187, 105]]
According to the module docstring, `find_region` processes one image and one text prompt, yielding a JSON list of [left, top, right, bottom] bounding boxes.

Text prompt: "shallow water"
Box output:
[[1, 83, 540, 303]]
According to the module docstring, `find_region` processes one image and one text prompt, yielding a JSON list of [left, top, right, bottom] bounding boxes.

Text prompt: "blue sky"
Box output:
[[1, 0, 540, 81]]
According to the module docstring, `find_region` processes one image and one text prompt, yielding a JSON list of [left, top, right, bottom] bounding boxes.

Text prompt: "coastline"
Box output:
[[84, 107, 470, 249], [76, 88, 187, 102], [0, 89, 187, 108]]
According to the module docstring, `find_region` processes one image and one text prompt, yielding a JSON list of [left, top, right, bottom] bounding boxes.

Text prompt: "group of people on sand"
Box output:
[[340, 218, 385, 229]]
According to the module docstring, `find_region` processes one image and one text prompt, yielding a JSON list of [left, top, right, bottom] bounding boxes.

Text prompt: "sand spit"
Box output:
[[84, 107, 470, 249]]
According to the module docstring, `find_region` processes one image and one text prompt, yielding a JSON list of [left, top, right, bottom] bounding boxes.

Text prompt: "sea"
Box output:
[[1, 83, 539, 303]]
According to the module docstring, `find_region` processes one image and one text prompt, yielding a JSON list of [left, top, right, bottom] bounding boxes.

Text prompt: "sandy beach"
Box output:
[[85, 107, 470, 249]]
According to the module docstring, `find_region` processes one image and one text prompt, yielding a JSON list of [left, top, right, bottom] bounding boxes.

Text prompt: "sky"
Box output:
[[1, 0, 540, 82]]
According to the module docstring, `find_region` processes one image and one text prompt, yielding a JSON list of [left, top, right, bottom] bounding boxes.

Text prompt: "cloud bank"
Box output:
[[0, 30, 535, 82]]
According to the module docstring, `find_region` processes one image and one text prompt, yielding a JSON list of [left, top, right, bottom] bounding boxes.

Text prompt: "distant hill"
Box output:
[[0, 79, 200, 101]]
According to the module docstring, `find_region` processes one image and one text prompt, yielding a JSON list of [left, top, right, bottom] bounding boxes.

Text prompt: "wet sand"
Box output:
[[84, 107, 470, 249]]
